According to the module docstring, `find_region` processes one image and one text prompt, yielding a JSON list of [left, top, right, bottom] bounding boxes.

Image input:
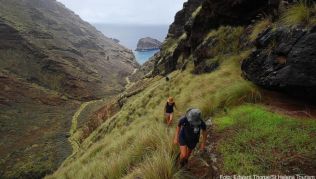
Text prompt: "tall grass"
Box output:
[[192, 5, 202, 18], [280, 1, 316, 27], [128, 151, 183, 179], [249, 18, 272, 41], [204, 26, 245, 57]]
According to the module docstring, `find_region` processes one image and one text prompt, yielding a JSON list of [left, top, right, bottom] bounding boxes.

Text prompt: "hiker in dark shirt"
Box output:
[[173, 108, 207, 167], [165, 97, 176, 125]]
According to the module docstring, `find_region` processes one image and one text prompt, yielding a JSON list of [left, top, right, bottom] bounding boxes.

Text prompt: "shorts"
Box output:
[[179, 137, 197, 150], [165, 113, 173, 117]]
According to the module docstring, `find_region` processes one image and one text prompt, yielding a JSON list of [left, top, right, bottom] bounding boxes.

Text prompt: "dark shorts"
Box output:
[[179, 137, 197, 150]]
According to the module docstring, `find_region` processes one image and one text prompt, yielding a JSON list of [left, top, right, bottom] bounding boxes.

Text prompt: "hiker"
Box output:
[[165, 97, 176, 125], [173, 108, 207, 167]]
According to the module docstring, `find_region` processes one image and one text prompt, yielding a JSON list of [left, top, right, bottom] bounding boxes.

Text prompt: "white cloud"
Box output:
[[57, 0, 186, 25]]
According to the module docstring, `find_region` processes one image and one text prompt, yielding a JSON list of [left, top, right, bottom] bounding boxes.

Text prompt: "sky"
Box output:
[[57, 0, 186, 25]]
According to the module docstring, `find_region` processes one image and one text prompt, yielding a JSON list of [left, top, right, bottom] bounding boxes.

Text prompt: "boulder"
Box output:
[[242, 26, 316, 100]]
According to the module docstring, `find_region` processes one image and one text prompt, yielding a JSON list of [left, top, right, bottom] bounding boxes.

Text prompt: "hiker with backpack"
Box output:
[[165, 97, 176, 125], [173, 108, 207, 167]]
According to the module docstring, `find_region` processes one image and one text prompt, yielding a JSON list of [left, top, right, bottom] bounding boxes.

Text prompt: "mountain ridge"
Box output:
[[0, 0, 139, 178]]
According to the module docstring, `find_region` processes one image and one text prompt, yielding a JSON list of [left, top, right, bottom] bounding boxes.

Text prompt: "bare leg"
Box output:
[[180, 145, 188, 159], [168, 113, 173, 125], [165, 114, 169, 124], [179, 145, 189, 167]]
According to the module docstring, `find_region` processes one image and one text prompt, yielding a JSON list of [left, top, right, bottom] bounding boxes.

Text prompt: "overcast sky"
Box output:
[[57, 0, 186, 25]]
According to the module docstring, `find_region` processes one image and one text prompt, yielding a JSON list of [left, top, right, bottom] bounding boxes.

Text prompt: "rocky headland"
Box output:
[[135, 37, 162, 51]]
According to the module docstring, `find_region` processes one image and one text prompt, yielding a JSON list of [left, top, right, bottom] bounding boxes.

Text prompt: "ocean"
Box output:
[[93, 24, 169, 64]]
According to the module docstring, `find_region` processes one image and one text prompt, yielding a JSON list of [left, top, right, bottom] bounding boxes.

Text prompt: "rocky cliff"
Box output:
[[151, 0, 281, 76], [147, 0, 316, 102], [167, 0, 204, 39], [0, 0, 138, 178], [135, 37, 162, 51]]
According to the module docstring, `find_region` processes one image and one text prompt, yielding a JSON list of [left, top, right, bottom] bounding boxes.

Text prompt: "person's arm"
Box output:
[[174, 118, 184, 144], [164, 103, 167, 113], [173, 126, 180, 144], [200, 129, 207, 150]]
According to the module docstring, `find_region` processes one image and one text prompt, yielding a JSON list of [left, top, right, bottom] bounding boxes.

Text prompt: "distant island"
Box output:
[[135, 37, 162, 51]]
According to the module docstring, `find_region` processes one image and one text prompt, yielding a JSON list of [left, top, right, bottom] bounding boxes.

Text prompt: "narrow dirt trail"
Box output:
[[125, 68, 138, 86], [68, 100, 100, 154], [261, 89, 316, 119], [185, 118, 217, 179]]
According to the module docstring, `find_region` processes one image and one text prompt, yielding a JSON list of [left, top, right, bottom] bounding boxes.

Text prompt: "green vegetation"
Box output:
[[204, 26, 245, 56], [214, 105, 316, 174], [249, 18, 272, 41], [162, 32, 187, 55], [280, 1, 316, 27], [69, 101, 101, 155], [192, 5, 202, 18]]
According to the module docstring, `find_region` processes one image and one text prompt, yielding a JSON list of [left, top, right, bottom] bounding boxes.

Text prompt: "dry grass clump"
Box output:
[[280, 1, 316, 27], [249, 18, 272, 41]]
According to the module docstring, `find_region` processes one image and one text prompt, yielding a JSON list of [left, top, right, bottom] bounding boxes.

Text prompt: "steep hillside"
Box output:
[[0, 0, 138, 178], [0, 0, 139, 99], [48, 0, 316, 178]]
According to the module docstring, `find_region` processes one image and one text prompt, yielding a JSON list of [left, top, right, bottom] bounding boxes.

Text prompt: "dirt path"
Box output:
[[184, 119, 218, 178], [261, 89, 316, 119], [68, 100, 100, 154], [125, 68, 138, 86]]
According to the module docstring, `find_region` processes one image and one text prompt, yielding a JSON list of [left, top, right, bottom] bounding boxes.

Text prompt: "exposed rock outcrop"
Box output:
[[242, 26, 316, 101], [151, 0, 280, 76], [135, 37, 162, 51], [167, 0, 204, 38]]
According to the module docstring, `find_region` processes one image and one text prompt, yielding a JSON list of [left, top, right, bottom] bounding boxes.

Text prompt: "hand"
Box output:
[[200, 143, 206, 151], [173, 138, 179, 145]]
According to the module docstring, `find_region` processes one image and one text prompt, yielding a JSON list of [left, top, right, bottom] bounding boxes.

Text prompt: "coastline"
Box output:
[[135, 47, 160, 52]]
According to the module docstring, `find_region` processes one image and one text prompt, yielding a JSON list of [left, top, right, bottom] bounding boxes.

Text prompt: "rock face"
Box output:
[[135, 37, 162, 51], [0, 0, 138, 178], [167, 0, 204, 38], [242, 27, 316, 101], [150, 0, 280, 76]]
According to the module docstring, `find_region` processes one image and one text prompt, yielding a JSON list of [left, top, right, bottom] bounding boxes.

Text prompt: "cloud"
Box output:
[[57, 0, 186, 25]]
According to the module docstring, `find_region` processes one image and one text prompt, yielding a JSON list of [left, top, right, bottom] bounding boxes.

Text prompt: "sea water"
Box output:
[[94, 24, 168, 64], [134, 50, 159, 64]]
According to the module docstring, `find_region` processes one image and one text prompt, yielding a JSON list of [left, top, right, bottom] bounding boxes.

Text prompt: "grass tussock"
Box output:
[[249, 18, 272, 41], [280, 1, 316, 27], [214, 105, 316, 175], [204, 26, 245, 56], [192, 5, 202, 18], [125, 151, 183, 179]]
